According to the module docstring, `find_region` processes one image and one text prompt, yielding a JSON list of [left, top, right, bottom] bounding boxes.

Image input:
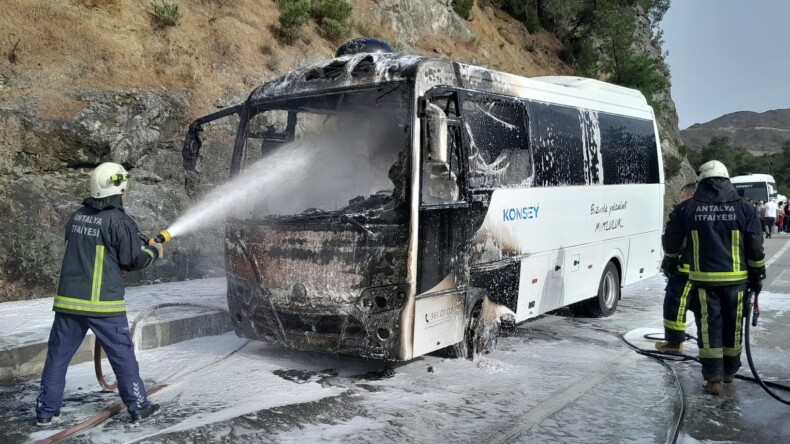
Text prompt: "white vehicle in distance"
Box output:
[[181, 38, 665, 360], [731, 173, 777, 202]]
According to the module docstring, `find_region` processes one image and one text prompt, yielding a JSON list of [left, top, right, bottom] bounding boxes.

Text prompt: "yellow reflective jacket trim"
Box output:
[[732, 230, 741, 273], [55, 295, 126, 306], [691, 230, 700, 272], [91, 245, 105, 302], [689, 271, 748, 283], [53, 303, 126, 313], [747, 259, 765, 268], [664, 252, 679, 258]]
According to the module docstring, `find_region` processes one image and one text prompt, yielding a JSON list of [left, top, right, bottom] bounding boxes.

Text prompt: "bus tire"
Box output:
[[582, 261, 620, 317], [443, 300, 498, 358]]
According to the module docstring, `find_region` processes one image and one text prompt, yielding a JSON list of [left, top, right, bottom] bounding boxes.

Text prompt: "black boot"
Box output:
[[130, 403, 160, 423], [36, 414, 61, 427]]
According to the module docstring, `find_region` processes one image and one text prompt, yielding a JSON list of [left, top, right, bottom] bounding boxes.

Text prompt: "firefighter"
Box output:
[[36, 163, 164, 425], [663, 160, 765, 395], [657, 182, 697, 353]]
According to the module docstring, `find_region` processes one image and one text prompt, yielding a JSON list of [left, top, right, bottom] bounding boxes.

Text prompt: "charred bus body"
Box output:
[[183, 44, 664, 360]]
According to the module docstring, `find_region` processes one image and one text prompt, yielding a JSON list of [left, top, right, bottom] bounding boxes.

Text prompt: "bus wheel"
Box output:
[[443, 301, 498, 359], [582, 261, 620, 317], [467, 302, 499, 357]]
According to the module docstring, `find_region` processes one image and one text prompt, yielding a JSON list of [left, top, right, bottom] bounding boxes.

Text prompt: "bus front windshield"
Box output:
[[734, 182, 769, 201], [238, 84, 411, 221]]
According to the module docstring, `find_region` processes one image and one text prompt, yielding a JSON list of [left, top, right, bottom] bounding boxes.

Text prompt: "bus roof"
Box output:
[[248, 54, 653, 119], [730, 173, 776, 184]]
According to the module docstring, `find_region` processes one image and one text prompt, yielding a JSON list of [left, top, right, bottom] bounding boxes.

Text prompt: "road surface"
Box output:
[[3, 237, 789, 444]]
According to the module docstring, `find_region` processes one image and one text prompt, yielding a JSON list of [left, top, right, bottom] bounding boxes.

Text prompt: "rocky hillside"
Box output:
[[0, 0, 686, 301], [681, 109, 790, 154]]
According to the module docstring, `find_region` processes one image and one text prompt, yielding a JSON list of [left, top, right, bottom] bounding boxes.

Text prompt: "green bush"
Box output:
[[525, 9, 541, 33], [149, 0, 181, 27], [266, 57, 280, 71], [453, 0, 474, 20], [318, 17, 350, 42], [310, 0, 352, 23], [310, 0, 352, 42], [278, 0, 310, 43], [259, 43, 274, 55]]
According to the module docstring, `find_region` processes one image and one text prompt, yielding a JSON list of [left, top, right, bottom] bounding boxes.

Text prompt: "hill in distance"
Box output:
[[681, 109, 790, 154]]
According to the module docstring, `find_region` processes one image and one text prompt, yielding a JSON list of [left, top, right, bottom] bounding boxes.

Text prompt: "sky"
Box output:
[[660, 0, 790, 129]]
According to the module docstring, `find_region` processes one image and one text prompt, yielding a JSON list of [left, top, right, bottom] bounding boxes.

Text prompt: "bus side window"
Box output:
[[599, 113, 660, 184], [462, 96, 531, 189], [529, 102, 586, 187]]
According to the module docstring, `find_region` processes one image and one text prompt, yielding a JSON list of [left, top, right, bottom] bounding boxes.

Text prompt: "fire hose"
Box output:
[[622, 289, 790, 444]]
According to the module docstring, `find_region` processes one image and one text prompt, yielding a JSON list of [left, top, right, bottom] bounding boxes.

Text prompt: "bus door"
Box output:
[[413, 91, 469, 356]]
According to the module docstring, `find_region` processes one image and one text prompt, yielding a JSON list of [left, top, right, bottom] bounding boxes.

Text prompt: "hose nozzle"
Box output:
[[153, 230, 172, 244]]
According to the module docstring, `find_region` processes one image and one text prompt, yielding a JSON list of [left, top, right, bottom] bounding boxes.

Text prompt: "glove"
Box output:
[[148, 242, 164, 260], [747, 278, 762, 296], [748, 269, 764, 296], [660, 256, 680, 278]]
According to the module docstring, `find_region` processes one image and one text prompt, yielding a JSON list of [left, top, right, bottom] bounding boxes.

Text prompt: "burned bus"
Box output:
[[182, 39, 664, 360]]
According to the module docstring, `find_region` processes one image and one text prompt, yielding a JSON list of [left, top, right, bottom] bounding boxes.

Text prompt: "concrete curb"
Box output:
[[0, 310, 232, 382]]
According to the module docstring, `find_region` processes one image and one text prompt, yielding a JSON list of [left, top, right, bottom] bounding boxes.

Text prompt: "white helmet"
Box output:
[[90, 162, 129, 198], [697, 160, 729, 181]]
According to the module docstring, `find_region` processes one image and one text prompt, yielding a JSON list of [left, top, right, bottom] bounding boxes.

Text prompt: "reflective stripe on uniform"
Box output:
[[55, 295, 126, 306], [699, 288, 710, 351], [53, 295, 126, 313], [723, 346, 742, 357], [748, 258, 765, 268], [692, 230, 700, 272], [735, 290, 744, 353], [53, 295, 126, 314], [664, 319, 686, 331], [53, 302, 126, 313], [675, 281, 692, 326], [699, 347, 724, 359], [689, 270, 748, 283], [91, 245, 105, 302], [664, 252, 679, 258], [732, 230, 741, 273]]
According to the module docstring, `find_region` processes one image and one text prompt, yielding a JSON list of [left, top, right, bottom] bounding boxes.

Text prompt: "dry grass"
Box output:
[[0, 0, 569, 118], [74, 0, 119, 8], [0, 0, 337, 115], [413, 3, 568, 78]]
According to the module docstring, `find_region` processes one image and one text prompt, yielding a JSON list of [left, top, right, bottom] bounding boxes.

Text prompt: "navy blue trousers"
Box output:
[[36, 312, 149, 419], [689, 284, 747, 381], [662, 274, 692, 343]]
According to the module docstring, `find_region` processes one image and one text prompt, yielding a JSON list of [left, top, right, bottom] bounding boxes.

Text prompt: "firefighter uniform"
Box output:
[[663, 167, 765, 388], [36, 194, 160, 422]]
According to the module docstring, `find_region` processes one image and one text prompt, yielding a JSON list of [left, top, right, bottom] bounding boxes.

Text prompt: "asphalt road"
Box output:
[[3, 236, 789, 444]]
